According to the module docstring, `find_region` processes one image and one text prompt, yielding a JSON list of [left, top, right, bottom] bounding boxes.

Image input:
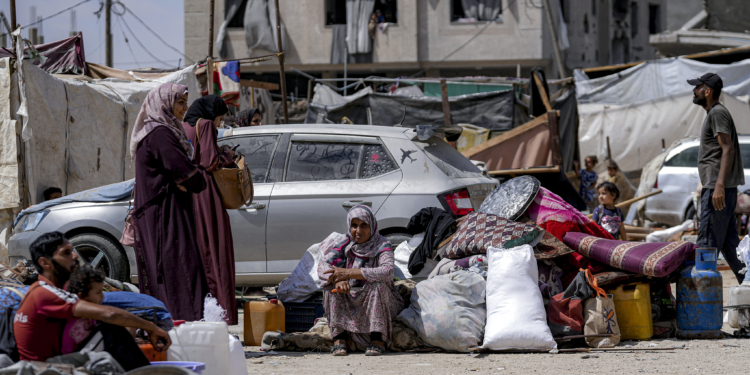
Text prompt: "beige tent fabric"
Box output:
[[463, 118, 554, 172], [86, 62, 177, 81]]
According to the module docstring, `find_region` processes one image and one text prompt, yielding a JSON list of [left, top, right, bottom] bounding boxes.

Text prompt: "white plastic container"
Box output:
[[727, 285, 750, 328], [229, 334, 248, 375], [167, 322, 231, 375]]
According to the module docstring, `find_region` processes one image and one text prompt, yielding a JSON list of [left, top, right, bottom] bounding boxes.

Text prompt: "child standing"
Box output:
[[62, 265, 106, 354], [575, 155, 599, 208], [607, 161, 620, 184], [593, 182, 629, 241]]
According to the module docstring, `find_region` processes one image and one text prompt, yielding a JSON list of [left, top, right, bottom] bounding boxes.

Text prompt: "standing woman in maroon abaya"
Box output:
[[130, 83, 209, 321], [182, 95, 238, 325]]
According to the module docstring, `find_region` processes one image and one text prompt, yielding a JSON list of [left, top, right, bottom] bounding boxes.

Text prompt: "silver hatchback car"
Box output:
[[10, 124, 497, 286]]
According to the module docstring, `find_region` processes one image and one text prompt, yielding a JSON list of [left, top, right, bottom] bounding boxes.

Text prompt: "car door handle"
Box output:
[[342, 201, 372, 208], [242, 203, 266, 211]]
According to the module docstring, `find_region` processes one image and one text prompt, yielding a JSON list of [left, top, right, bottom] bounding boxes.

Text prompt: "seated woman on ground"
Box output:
[[318, 205, 404, 356]]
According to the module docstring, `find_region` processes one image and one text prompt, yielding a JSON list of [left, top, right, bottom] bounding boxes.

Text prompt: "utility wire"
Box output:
[[410, 0, 518, 78], [118, 2, 194, 64], [115, 14, 139, 68], [117, 11, 175, 68], [22, 0, 92, 29]]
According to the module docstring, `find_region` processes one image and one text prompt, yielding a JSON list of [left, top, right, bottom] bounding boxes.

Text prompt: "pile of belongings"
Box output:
[[275, 175, 697, 352]]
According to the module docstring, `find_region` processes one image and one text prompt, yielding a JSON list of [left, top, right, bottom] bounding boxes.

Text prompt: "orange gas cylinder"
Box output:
[[244, 299, 285, 346], [138, 342, 167, 362]]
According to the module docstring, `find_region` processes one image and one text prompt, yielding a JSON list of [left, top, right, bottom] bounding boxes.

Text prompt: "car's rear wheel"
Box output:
[[385, 233, 412, 248], [69, 233, 128, 281]]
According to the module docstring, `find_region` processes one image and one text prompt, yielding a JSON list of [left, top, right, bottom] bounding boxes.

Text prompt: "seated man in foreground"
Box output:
[[14, 232, 170, 369]]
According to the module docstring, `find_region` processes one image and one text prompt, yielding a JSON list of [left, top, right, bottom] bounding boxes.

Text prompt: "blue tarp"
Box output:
[[102, 291, 172, 321], [13, 179, 134, 227]]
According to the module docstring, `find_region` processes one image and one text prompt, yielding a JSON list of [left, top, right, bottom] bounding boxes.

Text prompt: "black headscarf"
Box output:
[[236, 108, 259, 127], [183, 95, 229, 127]]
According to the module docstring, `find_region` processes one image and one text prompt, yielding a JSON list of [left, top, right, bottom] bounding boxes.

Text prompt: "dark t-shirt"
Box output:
[[698, 103, 745, 189], [14, 275, 79, 361]]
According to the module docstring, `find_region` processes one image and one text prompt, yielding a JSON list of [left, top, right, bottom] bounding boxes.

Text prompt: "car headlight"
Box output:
[[18, 211, 49, 232]]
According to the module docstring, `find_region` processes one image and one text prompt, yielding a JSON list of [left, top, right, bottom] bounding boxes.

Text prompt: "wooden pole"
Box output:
[[9, 0, 15, 50], [250, 88, 256, 108], [307, 79, 313, 102], [586, 189, 663, 217], [606, 136, 612, 160], [548, 110, 563, 166], [105, 0, 112, 67], [208, 0, 215, 58], [275, 0, 289, 124], [440, 79, 451, 126], [533, 73, 553, 112], [207, 57, 214, 96]]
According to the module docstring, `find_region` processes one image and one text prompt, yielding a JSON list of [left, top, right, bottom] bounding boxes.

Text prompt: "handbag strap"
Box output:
[[582, 268, 607, 298]]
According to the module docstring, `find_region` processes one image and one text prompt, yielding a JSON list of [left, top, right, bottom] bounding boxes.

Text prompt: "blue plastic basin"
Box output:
[[151, 361, 206, 374]]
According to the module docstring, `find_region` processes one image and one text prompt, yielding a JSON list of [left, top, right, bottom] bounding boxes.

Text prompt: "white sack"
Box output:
[[393, 232, 424, 279], [396, 271, 486, 352], [277, 232, 345, 302], [646, 220, 695, 243], [482, 245, 556, 351], [311, 84, 373, 106]]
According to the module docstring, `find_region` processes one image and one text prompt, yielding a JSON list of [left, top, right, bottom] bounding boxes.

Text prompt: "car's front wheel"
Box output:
[[69, 233, 129, 281]]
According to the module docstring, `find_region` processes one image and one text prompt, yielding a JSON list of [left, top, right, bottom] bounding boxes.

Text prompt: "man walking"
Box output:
[[690, 72, 745, 283]]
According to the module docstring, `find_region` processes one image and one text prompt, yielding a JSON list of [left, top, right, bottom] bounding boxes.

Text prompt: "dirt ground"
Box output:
[[229, 267, 750, 375]]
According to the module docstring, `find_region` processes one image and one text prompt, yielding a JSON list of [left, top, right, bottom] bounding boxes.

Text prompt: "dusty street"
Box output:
[[228, 267, 750, 375]]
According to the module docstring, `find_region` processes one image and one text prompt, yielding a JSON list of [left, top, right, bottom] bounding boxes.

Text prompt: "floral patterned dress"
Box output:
[[321, 250, 404, 351]]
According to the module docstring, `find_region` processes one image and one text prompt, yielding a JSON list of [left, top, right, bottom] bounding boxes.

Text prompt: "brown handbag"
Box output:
[[196, 119, 254, 209]]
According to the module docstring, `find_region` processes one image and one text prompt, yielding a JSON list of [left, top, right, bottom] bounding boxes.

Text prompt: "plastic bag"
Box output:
[[277, 232, 345, 302], [737, 236, 750, 277], [645, 220, 694, 242], [396, 271, 486, 352], [482, 245, 556, 350]]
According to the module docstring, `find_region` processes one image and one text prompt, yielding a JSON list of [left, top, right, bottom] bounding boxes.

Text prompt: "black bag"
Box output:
[[0, 306, 18, 361]]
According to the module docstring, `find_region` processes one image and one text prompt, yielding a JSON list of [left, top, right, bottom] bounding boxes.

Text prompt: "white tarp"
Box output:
[[0, 60, 200, 261], [575, 57, 750, 172], [311, 83, 373, 106]]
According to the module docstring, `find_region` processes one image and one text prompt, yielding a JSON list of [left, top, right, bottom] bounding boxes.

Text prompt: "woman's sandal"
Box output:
[[365, 342, 386, 356], [330, 343, 348, 356]]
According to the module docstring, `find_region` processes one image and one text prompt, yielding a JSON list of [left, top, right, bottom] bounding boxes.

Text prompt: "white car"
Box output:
[[644, 136, 750, 226]]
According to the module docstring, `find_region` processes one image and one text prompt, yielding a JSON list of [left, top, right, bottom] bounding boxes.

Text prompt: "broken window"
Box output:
[[226, 0, 248, 28], [584, 14, 589, 33], [326, 0, 398, 25], [591, 0, 596, 16], [613, 0, 627, 21], [560, 0, 570, 23], [649, 4, 661, 33], [451, 0, 503, 22], [630, 2, 638, 37]]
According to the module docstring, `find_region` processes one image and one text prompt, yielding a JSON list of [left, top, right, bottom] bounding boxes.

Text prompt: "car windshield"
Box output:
[[413, 138, 483, 179]]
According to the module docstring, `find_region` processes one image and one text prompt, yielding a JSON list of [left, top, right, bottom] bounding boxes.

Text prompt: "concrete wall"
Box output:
[[185, 0, 553, 73], [666, 0, 703, 31]]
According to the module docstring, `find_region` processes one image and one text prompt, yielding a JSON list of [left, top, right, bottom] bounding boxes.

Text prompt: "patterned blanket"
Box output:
[[526, 187, 613, 241], [563, 232, 696, 277]]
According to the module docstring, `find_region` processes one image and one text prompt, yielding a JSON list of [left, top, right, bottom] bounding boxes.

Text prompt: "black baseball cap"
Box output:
[[687, 73, 723, 91]]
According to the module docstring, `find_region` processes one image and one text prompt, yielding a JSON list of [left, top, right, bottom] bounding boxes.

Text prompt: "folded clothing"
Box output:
[[444, 212, 541, 259], [428, 255, 486, 279], [563, 232, 696, 277], [406, 208, 456, 275], [526, 187, 613, 241], [518, 216, 574, 259]]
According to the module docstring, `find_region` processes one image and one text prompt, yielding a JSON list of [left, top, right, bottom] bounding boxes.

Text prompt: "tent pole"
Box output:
[[9, 0, 15, 49], [606, 136, 612, 160], [275, 0, 289, 124], [208, 0, 215, 58]]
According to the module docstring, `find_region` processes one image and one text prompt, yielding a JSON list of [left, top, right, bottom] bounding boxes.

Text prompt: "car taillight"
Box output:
[[442, 189, 474, 216], [654, 179, 658, 189]]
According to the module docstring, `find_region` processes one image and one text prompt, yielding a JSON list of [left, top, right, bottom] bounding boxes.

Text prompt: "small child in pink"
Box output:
[[62, 265, 106, 354]]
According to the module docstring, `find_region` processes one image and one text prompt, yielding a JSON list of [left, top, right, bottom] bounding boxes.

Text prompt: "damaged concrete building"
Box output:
[[184, 0, 667, 84]]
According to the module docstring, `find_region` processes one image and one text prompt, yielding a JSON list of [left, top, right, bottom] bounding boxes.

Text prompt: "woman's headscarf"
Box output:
[[130, 83, 190, 159], [322, 205, 392, 273], [236, 108, 259, 127], [183, 95, 229, 127]]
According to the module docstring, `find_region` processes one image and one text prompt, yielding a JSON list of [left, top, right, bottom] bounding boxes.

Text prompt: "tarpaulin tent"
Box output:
[[0, 53, 201, 261], [306, 84, 515, 131], [574, 56, 750, 172], [0, 32, 87, 75]]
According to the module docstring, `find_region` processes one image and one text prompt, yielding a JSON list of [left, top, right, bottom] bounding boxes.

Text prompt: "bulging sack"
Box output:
[[482, 245, 556, 350], [583, 295, 621, 348], [396, 271, 486, 352]]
